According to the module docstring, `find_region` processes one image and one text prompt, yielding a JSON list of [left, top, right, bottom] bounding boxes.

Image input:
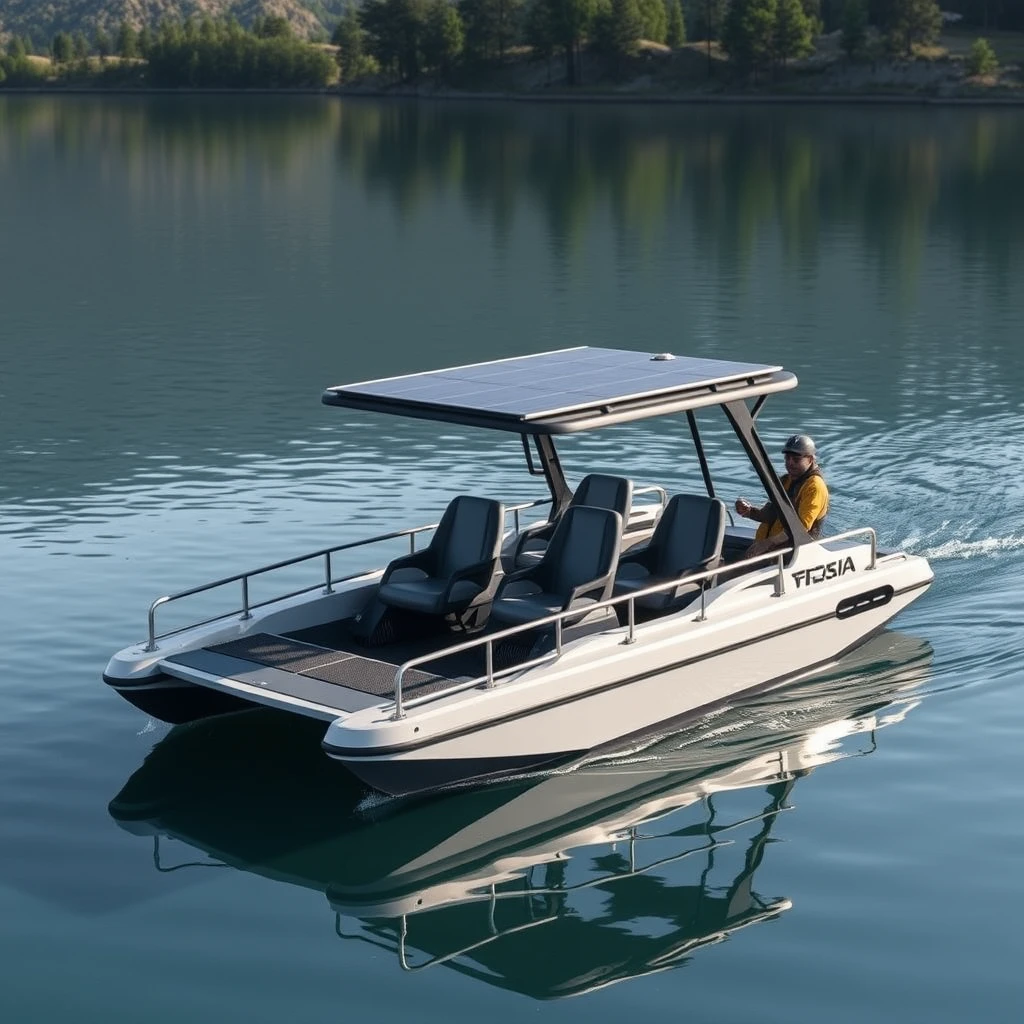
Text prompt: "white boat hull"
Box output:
[[321, 544, 931, 794]]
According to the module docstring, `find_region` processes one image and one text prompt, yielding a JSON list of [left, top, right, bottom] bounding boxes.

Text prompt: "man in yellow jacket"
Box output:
[[735, 434, 829, 557]]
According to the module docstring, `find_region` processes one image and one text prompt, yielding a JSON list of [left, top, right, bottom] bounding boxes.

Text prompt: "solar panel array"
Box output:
[[327, 348, 781, 422]]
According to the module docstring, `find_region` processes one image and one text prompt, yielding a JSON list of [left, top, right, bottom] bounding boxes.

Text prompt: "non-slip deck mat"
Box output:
[[299, 656, 448, 697], [207, 633, 456, 699], [208, 634, 349, 674]]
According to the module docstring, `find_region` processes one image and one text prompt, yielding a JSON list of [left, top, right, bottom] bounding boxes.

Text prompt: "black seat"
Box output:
[[514, 474, 633, 568], [612, 494, 726, 612], [377, 495, 504, 618], [491, 506, 622, 627]]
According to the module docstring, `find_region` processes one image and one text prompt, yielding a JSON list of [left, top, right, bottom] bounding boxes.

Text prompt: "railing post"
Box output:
[[323, 552, 334, 594], [698, 583, 707, 622], [410, 532, 417, 554], [485, 640, 494, 688], [555, 618, 563, 655], [392, 668, 405, 720], [514, 508, 521, 534], [145, 604, 158, 653], [623, 599, 636, 645], [240, 576, 252, 620], [774, 554, 786, 597], [869, 530, 877, 570]]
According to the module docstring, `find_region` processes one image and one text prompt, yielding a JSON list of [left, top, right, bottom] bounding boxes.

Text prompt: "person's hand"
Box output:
[[735, 498, 753, 518]]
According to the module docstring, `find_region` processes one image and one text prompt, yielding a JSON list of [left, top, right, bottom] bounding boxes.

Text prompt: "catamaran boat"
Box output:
[[108, 631, 931, 997], [104, 347, 934, 795]]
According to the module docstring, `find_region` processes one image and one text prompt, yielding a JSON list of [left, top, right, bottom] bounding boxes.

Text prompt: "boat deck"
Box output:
[[161, 628, 483, 715]]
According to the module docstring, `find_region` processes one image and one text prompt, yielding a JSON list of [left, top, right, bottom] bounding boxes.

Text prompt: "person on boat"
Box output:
[[734, 434, 828, 557]]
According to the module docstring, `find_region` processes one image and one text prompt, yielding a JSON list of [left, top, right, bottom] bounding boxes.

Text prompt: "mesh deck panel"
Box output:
[[207, 633, 455, 698]]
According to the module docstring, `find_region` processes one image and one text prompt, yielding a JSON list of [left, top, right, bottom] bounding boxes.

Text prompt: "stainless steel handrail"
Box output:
[[633, 484, 669, 507], [391, 546, 796, 719], [142, 498, 552, 652], [823, 526, 878, 569], [390, 526, 885, 717]]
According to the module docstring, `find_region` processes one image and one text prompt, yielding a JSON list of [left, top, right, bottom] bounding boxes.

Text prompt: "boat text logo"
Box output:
[[792, 556, 856, 589]]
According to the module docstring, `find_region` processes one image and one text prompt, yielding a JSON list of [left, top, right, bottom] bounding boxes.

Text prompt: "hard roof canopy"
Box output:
[[322, 347, 797, 434]]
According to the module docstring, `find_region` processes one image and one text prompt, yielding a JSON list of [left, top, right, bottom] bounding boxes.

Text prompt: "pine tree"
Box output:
[[886, 0, 941, 57], [666, 0, 686, 47], [775, 0, 814, 64], [423, 0, 464, 79], [721, 0, 776, 76], [840, 0, 866, 58], [94, 27, 112, 61], [637, 0, 667, 41], [116, 21, 139, 60], [601, 0, 643, 58], [52, 32, 74, 65], [333, 5, 368, 82], [73, 31, 90, 62]]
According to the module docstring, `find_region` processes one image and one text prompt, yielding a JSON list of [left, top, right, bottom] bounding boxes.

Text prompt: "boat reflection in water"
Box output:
[[110, 631, 932, 999]]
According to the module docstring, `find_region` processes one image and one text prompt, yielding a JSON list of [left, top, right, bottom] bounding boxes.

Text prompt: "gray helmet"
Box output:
[[781, 434, 816, 458]]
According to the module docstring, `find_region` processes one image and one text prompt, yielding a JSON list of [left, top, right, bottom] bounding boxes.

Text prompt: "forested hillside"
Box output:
[[0, 1, 347, 42]]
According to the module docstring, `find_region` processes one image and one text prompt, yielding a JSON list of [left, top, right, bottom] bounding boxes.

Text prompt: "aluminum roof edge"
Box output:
[[321, 371, 799, 434]]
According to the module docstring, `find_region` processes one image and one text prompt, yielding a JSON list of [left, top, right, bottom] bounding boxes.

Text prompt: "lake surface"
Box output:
[[2, 95, 1023, 1022]]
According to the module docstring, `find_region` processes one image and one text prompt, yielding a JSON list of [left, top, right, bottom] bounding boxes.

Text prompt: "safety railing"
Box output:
[[142, 498, 552, 652], [633, 484, 669, 508], [822, 526, 877, 569], [391, 546, 798, 719], [391, 527, 881, 719]]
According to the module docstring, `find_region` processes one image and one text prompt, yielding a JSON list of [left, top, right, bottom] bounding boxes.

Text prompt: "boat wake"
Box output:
[[899, 519, 1024, 561]]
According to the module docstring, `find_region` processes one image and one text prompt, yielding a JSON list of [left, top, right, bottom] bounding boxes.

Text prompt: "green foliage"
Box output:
[[884, 0, 941, 57], [423, 0, 465, 78], [637, 0, 667, 41], [594, 0, 643, 59], [116, 21, 138, 60], [840, 0, 867, 58], [721, 0, 776, 74], [7, 36, 27, 59], [966, 37, 999, 76], [361, 0, 430, 81], [253, 15, 294, 39], [52, 32, 74, 64], [143, 20, 335, 88], [666, 0, 686, 46], [94, 27, 112, 59], [690, 0, 726, 40], [138, 26, 154, 58], [548, 0, 598, 82], [333, 5, 377, 81], [774, 0, 813, 61], [459, 0, 525, 63], [524, 0, 557, 60], [73, 31, 91, 61], [0, 53, 46, 86]]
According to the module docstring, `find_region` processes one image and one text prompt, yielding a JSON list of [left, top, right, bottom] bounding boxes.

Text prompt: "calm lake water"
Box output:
[[2, 95, 1024, 1022]]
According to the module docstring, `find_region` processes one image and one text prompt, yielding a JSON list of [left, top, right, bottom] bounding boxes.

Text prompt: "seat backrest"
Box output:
[[570, 474, 633, 520], [542, 506, 622, 597], [433, 496, 504, 577], [650, 494, 726, 577]]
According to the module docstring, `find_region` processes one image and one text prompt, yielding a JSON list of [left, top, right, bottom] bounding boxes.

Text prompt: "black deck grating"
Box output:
[[205, 632, 458, 699], [299, 657, 451, 697], [208, 634, 352, 674]]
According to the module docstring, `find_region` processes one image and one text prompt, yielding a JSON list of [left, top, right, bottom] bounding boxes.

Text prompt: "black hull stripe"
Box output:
[[324, 581, 929, 760]]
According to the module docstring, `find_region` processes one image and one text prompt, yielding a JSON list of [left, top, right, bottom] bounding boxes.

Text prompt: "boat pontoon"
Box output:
[[104, 347, 933, 795]]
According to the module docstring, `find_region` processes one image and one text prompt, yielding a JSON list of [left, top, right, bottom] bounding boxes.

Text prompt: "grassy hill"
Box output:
[[0, 1, 347, 43]]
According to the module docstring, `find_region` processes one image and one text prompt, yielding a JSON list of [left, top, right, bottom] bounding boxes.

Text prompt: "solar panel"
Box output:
[[323, 347, 791, 432]]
